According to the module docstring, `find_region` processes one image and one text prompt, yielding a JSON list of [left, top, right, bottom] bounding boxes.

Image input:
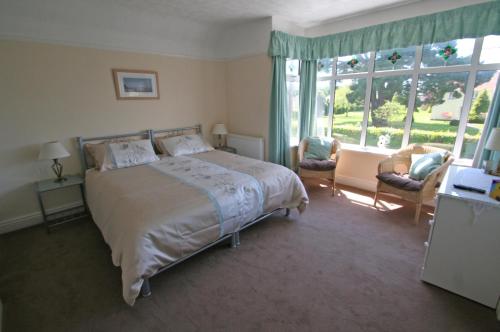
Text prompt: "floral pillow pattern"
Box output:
[[108, 139, 159, 169], [160, 134, 214, 157]]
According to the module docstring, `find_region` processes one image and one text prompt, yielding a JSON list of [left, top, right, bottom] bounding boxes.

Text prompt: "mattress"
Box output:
[[85, 150, 308, 305]]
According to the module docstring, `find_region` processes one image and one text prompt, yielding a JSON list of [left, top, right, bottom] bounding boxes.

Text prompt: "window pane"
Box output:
[[332, 79, 365, 145], [375, 46, 416, 71], [480, 35, 500, 64], [287, 81, 300, 146], [461, 70, 499, 158], [286, 59, 299, 76], [337, 52, 370, 74], [366, 76, 412, 149], [317, 58, 333, 77], [421, 39, 475, 67], [409, 72, 469, 151], [315, 80, 332, 137]]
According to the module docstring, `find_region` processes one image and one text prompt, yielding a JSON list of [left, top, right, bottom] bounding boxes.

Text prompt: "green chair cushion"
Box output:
[[304, 137, 332, 160], [409, 152, 444, 181]]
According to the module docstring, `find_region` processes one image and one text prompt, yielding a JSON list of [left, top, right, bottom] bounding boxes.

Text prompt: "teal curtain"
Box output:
[[476, 79, 500, 166], [269, 56, 291, 167], [299, 60, 317, 140], [269, 2, 500, 60]]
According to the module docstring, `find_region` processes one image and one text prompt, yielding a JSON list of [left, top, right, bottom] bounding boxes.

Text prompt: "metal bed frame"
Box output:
[[76, 125, 290, 298]]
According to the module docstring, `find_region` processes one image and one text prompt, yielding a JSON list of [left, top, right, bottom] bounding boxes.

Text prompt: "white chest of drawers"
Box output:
[[421, 165, 500, 309]]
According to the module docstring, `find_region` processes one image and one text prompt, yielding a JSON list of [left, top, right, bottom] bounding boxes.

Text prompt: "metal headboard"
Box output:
[[149, 124, 202, 138], [76, 130, 151, 174], [149, 124, 202, 153]]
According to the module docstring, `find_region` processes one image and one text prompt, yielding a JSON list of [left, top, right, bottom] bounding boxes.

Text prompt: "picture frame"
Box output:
[[112, 69, 159, 100]]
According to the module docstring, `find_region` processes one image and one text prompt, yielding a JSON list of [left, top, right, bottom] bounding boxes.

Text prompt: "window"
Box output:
[[409, 72, 469, 151], [332, 79, 365, 145], [367, 76, 412, 149], [303, 35, 500, 161]]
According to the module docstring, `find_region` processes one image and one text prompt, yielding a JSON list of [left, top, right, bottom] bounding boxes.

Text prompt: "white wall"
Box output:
[[0, 0, 222, 59], [216, 18, 272, 59]]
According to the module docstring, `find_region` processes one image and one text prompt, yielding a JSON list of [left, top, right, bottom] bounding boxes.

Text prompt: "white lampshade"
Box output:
[[212, 123, 228, 135], [485, 128, 500, 151], [38, 141, 70, 160]]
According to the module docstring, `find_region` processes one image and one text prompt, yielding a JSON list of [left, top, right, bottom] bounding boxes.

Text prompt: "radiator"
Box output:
[[227, 133, 264, 160]]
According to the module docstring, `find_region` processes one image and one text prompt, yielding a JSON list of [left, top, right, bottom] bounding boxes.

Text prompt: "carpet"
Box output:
[[0, 180, 498, 332]]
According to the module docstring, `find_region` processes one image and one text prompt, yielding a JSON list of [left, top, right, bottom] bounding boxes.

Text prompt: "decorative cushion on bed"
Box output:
[[107, 139, 159, 169], [304, 137, 333, 160], [159, 134, 214, 156], [409, 152, 444, 181], [85, 143, 114, 171], [376, 172, 423, 191], [299, 159, 336, 171]]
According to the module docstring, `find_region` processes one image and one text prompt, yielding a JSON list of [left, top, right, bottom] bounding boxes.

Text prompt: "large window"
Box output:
[[292, 35, 500, 161]]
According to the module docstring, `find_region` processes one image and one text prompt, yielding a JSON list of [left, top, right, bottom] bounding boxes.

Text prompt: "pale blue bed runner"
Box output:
[[149, 156, 264, 237]]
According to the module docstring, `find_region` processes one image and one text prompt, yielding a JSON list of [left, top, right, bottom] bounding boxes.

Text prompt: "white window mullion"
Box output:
[[327, 58, 337, 138], [453, 37, 484, 158], [360, 51, 376, 146], [402, 45, 424, 147]]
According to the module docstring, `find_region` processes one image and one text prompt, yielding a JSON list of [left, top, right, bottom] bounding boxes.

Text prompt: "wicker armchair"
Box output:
[[298, 138, 341, 195], [373, 144, 454, 224]]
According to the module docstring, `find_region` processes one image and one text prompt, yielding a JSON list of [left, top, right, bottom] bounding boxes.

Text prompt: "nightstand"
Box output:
[[35, 175, 89, 233], [215, 146, 237, 154]]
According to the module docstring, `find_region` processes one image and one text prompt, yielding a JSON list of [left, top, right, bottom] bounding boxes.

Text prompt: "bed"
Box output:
[[77, 125, 308, 305]]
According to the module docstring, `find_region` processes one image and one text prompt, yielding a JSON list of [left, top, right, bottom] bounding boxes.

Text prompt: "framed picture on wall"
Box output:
[[112, 69, 159, 100]]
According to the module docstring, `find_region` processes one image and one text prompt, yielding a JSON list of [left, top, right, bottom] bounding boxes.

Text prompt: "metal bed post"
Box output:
[[141, 278, 152, 297]]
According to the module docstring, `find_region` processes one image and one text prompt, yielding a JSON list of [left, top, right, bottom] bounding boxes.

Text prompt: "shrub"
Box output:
[[372, 100, 407, 127], [469, 90, 490, 124], [333, 124, 482, 147]]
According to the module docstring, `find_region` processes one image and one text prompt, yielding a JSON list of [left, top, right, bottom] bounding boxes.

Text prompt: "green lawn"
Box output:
[[314, 110, 483, 157]]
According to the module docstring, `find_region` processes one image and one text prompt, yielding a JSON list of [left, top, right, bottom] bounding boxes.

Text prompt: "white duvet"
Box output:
[[86, 150, 308, 305]]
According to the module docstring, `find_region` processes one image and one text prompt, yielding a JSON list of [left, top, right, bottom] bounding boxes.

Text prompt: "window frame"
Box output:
[[314, 36, 500, 162]]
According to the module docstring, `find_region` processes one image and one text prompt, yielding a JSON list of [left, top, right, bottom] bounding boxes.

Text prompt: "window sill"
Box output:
[[339, 143, 394, 156]]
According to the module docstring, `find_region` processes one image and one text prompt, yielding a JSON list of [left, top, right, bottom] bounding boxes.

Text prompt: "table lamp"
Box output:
[[38, 141, 70, 182], [484, 127, 500, 176], [212, 123, 228, 147]]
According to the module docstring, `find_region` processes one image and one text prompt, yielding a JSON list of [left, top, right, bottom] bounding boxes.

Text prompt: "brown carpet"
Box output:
[[1, 180, 498, 332]]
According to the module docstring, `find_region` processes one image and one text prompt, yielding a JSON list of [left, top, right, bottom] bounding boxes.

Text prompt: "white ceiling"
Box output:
[[107, 0, 418, 28]]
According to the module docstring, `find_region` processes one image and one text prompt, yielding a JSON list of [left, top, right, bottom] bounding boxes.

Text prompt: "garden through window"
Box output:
[[289, 35, 500, 161]]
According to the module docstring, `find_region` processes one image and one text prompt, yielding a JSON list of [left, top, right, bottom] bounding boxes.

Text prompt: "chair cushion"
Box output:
[[299, 159, 336, 171], [409, 152, 444, 180], [303, 137, 333, 160], [376, 172, 423, 191]]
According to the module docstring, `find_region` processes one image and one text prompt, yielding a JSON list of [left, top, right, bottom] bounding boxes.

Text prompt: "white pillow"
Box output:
[[107, 139, 159, 169], [160, 134, 214, 157]]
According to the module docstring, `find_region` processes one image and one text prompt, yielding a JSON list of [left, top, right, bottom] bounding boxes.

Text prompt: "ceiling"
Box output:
[[116, 0, 419, 28]]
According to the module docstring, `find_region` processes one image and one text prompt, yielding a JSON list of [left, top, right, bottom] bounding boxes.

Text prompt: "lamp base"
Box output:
[[51, 159, 66, 183]]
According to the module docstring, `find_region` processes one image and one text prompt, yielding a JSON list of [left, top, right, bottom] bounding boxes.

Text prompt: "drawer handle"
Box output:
[[424, 241, 429, 248]]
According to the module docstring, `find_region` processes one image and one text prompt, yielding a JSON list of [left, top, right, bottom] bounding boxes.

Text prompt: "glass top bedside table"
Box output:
[[215, 146, 237, 154], [35, 175, 89, 233]]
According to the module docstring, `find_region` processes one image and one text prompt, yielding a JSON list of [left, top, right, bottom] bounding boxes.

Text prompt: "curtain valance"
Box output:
[[269, 1, 500, 60]]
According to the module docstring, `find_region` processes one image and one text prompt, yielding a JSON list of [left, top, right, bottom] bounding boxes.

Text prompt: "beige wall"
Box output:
[[225, 54, 271, 160], [0, 40, 227, 228]]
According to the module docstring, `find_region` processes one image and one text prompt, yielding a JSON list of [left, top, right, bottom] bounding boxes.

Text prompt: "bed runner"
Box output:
[[149, 156, 264, 236]]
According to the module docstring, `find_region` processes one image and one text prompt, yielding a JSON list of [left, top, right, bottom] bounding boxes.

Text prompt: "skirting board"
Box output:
[[0, 201, 83, 234]]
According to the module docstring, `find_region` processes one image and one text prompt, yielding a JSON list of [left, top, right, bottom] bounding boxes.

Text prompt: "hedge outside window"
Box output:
[[289, 35, 500, 161]]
